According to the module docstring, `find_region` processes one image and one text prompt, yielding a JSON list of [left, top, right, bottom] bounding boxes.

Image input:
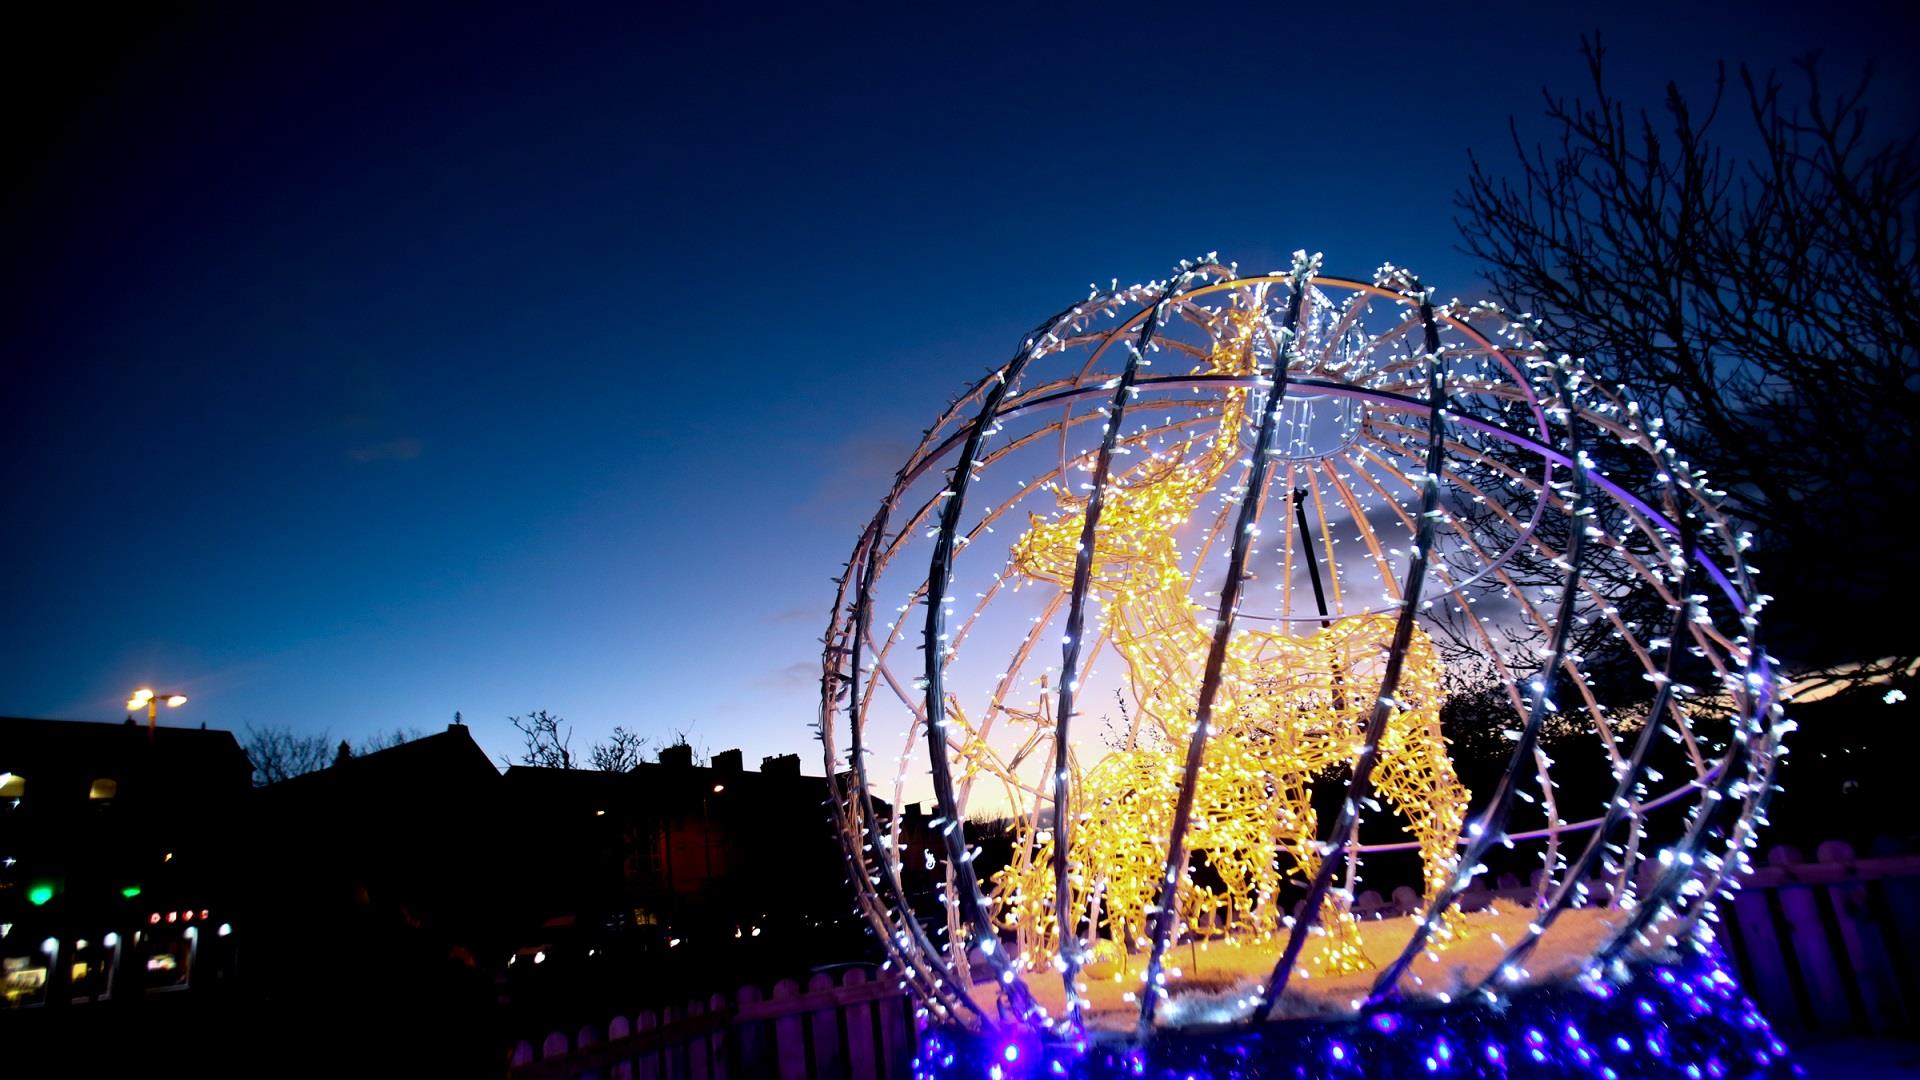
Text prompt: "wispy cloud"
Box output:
[[755, 661, 818, 691], [797, 436, 916, 521], [346, 437, 424, 463]]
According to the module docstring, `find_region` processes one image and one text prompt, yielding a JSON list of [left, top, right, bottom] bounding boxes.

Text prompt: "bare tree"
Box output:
[[1458, 36, 1919, 669], [244, 724, 333, 786], [356, 727, 425, 753], [330, 727, 428, 760], [504, 712, 713, 771], [663, 725, 710, 767], [503, 709, 576, 769], [587, 725, 649, 772]]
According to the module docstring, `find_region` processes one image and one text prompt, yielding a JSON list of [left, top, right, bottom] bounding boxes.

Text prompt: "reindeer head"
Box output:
[[1009, 303, 1268, 597]]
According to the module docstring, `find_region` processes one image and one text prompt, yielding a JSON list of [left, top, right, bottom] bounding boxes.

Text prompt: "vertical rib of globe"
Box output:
[[1591, 639, 1776, 969], [1050, 266, 1212, 1025], [845, 506, 985, 1022], [1136, 259, 1310, 1033], [919, 285, 1179, 1023], [1473, 515, 1698, 993], [1254, 281, 1454, 1019], [1364, 356, 1595, 1005]]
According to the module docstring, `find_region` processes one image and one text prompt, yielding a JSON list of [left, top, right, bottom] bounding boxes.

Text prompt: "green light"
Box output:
[[28, 884, 54, 906], [121, 885, 142, 899]]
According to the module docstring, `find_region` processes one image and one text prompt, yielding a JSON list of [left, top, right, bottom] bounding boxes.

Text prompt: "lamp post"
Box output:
[[127, 687, 188, 740]]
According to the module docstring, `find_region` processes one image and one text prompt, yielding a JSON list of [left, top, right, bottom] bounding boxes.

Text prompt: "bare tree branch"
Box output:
[[503, 709, 575, 769], [1457, 35, 1920, 668], [244, 724, 332, 786], [587, 725, 649, 772]]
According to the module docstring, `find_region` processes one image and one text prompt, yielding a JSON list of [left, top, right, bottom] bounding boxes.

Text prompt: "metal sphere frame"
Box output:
[[818, 254, 1780, 1042]]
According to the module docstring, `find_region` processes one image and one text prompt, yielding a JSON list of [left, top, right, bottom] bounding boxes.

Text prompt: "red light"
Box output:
[[199, 909, 209, 920], [167, 911, 178, 923], [149, 913, 160, 925], [183, 910, 194, 922]]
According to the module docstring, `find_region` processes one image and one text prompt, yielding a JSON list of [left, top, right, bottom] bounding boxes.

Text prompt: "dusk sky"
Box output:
[[5, 3, 1913, 770]]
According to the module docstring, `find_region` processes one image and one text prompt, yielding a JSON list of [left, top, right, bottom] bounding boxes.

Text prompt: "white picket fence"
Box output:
[[507, 966, 916, 1080], [509, 841, 1920, 1076], [1721, 840, 1920, 1035], [1336, 841, 1920, 1036]]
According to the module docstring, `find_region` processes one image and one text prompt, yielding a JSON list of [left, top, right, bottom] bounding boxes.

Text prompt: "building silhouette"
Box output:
[[0, 716, 250, 1008], [1, 713, 878, 1058]]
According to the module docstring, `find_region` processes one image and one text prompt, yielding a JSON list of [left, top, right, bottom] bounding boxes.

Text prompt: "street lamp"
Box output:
[[127, 687, 188, 738]]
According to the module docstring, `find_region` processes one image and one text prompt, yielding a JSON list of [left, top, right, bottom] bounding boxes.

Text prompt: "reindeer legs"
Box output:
[[1378, 720, 1473, 953]]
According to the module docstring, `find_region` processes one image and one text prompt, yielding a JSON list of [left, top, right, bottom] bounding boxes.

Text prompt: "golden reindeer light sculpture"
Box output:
[[991, 306, 1470, 978]]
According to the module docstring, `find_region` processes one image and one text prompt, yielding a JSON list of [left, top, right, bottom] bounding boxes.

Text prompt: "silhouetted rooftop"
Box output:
[[0, 714, 251, 792], [259, 721, 497, 800]]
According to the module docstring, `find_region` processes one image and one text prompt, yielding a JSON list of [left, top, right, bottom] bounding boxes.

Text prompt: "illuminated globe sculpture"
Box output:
[[819, 255, 1791, 1075]]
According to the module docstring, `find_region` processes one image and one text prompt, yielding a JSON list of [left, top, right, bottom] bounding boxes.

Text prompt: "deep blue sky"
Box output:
[[4, 2, 1913, 768]]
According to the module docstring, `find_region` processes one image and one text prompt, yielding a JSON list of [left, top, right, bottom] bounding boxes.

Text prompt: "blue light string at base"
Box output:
[[913, 949, 1798, 1079]]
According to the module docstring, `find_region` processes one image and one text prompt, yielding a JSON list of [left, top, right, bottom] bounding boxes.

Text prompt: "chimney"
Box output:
[[712, 748, 743, 774], [659, 744, 694, 769], [759, 753, 801, 777]]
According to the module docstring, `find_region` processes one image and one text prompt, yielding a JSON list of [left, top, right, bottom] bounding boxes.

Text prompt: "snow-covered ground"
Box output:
[[985, 901, 1617, 1030]]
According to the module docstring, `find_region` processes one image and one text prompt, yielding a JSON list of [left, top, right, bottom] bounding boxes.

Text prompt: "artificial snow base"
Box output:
[[920, 947, 1798, 1078], [1000, 902, 1618, 1031]]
